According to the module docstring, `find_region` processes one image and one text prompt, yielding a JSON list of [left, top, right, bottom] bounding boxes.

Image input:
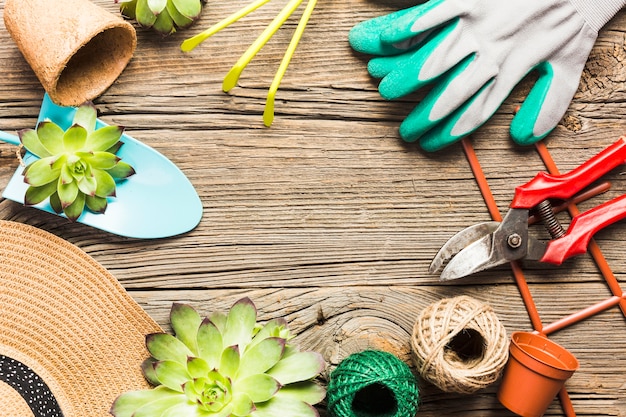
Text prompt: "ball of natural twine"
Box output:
[[411, 295, 509, 394], [327, 350, 419, 417]]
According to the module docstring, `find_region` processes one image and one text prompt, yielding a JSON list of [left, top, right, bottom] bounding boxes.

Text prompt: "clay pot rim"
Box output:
[[509, 331, 579, 379]]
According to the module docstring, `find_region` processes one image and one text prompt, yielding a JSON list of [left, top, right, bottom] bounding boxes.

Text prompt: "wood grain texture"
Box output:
[[0, 0, 625, 415]]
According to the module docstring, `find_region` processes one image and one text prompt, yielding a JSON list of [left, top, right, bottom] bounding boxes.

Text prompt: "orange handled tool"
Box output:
[[431, 137, 626, 280]]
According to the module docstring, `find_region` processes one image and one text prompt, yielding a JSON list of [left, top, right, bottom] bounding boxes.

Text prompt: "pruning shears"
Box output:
[[430, 137, 626, 281]]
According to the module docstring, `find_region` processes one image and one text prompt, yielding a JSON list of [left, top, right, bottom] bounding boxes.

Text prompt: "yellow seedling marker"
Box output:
[[222, 0, 304, 92], [181, 0, 319, 125], [263, 0, 318, 126], [180, 0, 272, 52]]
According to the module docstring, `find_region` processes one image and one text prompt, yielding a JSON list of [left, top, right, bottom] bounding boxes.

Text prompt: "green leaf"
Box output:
[[148, 0, 168, 14], [231, 392, 255, 417], [24, 181, 57, 205], [132, 394, 187, 417], [274, 381, 326, 405], [62, 191, 85, 221], [250, 319, 290, 349], [77, 171, 97, 197], [197, 318, 223, 369], [222, 298, 257, 350], [136, 0, 158, 26], [160, 401, 216, 417], [57, 173, 79, 206], [59, 163, 73, 185], [171, 303, 202, 354], [85, 125, 124, 152], [106, 141, 123, 154], [72, 103, 97, 132], [253, 396, 319, 417], [236, 374, 281, 403], [186, 357, 210, 379], [23, 156, 60, 186], [153, 8, 175, 35], [37, 121, 65, 155], [141, 357, 162, 386], [167, 0, 193, 28], [208, 312, 227, 333], [110, 386, 180, 417], [63, 125, 87, 152], [267, 351, 325, 385], [147, 333, 195, 365], [49, 192, 62, 213], [219, 345, 240, 379], [106, 160, 136, 179], [118, 0, 138, 20], [78, 151, 119, 170], [51, 154, 68, 171], [238, 337, 285, 380], [19, 129, 52, 158], [85, 195, 108, 213], [182, 379, 200, 403], [172, 0, 202, 19], [92, 168, 116, 198], [154, 360, 191, 392]]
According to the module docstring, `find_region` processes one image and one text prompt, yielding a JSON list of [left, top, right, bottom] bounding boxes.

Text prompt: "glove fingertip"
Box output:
[[378, 74, 410, 100], [348, 27, 374, 53], [414, 108, 481, 152], [348, 23, 374, 53], [418, 128, 464, 152], [367, 58, 391, 79], [509, 61, 560, 146], [510, 119, 553, 146], [398, 121, 421, 143]]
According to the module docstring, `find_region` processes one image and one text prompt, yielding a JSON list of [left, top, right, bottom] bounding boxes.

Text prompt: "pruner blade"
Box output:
[[434, 209, 547, 281], [439, 233, 507, 281], [429, 222, 499, 274]]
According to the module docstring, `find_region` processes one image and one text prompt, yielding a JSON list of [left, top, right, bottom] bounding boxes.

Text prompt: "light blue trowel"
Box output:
[[1, 94, 202, 239]]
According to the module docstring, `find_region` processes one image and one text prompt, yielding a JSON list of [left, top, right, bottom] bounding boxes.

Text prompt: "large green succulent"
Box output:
[[111, 298, 326, 417], [116, 0, 205, 36], [19, 104, 135, 221]]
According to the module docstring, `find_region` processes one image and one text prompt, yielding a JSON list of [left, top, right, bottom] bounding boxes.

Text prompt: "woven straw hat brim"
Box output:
[[0, 220, 162, 417]]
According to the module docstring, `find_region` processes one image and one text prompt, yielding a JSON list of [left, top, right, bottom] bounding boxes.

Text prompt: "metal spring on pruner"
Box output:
[[536, 200, 566, 239]]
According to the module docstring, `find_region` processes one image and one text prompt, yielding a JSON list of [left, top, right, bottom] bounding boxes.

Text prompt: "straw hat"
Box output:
[[0, 220, 162, 416]]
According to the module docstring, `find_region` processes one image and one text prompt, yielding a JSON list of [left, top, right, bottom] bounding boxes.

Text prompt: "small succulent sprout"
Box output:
[[19, 103, 135, 221], [111, 298, 327, 417], [116, 0, 205, 36]]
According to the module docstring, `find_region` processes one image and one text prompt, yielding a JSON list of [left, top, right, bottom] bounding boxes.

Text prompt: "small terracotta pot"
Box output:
[[497, 332, 579, 417], [3, 0, 136, 106]]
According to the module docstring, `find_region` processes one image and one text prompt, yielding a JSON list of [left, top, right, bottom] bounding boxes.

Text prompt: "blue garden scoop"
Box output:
[[0, 94, 202, 239]]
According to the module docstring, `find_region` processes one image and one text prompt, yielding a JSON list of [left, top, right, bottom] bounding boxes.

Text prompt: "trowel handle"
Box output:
[[0, 130, 19, 146]]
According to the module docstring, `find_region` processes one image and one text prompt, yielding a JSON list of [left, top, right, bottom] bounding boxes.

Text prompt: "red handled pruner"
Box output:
[[431, 138, 626, 281]]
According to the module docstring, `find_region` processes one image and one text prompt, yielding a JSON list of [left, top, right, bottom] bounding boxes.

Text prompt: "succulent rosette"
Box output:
[[111, 298, 326, 417], [19, 103, 135, 221], [116, 0, 205, 36]]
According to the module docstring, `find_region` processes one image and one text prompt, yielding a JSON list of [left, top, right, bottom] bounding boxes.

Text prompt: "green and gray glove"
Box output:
[[349, 0, 625, 151]]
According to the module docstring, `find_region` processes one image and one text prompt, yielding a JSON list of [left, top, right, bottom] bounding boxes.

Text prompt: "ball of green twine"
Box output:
[[327, 350, 419, 417]]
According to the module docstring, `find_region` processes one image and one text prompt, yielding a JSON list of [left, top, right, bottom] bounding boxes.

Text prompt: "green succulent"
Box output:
[[19, 103, 135, 221], [116, 0, 205, 36], [111, 298, 327, 417]]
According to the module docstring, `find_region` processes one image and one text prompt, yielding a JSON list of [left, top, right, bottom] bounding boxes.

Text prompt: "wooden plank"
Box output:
[[0, 0, 625, 416]]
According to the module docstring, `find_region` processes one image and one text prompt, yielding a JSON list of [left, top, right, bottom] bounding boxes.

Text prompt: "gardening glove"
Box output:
[[349, 0, 626, 151]]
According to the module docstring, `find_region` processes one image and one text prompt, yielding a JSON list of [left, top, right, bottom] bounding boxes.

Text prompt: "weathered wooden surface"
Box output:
[[1, 0, 626, 415]]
